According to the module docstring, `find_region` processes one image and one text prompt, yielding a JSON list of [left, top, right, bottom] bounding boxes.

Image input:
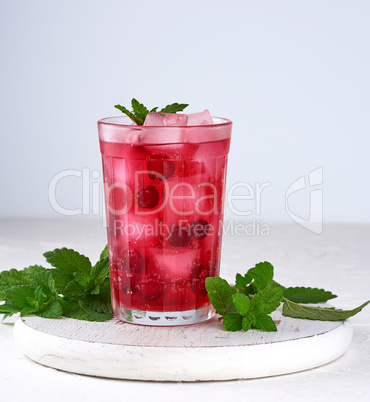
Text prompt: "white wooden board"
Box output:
[[13, 307, 353, 382]]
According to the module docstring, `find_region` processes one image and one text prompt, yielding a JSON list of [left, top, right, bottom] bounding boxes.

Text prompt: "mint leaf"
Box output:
[[235, 273, 252, 292], [0, 245, 112, 322], [242, 316, 252, 331], [90, 257, 109, 286], [223, 313, 243, 331], [160, 103, 189, 114], [232, 293, 250, 316], [78, 300, 112, 321], [250, 286, 284, 315], [252, 314, 278, 332], [0, 303, 23, 315], [73, 272, 90, 288], [35, 271, 59, 299], [62, 299, 112, 322], [63, 280, 85, 298], [205, 276, 233, 315], [36, 300, 62, 318], [282, 299, 370, 321], [34, 286, 47, 305], [115, 99, 154, 125], [84, 293, 113, 315], [115, 99, 189, 125], [247, 261, 274, 291], [100, 245, 109, 260], [0, 265, 47, 299], [114, 104, 141, 125], [271, 280, 285, 289], [131, 98, 150, 124], [283, 287, 337, 303], [44, 248, 91, 276], [4, 285, 35, 309]]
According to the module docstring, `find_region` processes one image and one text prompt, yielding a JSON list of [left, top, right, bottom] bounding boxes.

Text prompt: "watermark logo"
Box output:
[[47, 167, 323, 236], [285, 167, 323, 234]]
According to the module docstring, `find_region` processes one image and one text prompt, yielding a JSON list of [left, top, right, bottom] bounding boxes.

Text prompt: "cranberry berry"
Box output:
[[135, 275, 164, 302], [136, 185, 159, 209], [148, 154, 175, 181], [190, 219, 210, 240], [121, 249, 144, 274], [167, 225, 192, 247]]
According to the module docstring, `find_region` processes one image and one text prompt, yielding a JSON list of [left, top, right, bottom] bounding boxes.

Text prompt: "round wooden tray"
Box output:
[[14, 308, 353, 382]]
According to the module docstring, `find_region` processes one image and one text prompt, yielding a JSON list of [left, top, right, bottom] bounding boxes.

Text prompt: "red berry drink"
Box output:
[[98, 115, 232, 325]]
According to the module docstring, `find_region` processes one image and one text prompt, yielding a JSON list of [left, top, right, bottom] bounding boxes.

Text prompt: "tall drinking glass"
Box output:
[[98, 116, 232, 325]]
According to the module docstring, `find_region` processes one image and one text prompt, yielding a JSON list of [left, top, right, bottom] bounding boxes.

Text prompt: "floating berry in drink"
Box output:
[[136, 274, 164, 302], [120, 273, 137, 295], [136, 185, 160, 209], [190, 219, 210, 240], [167, 225, 192, 247], [148, 153, 175, 181], [121, 249, 144, 274], [191, 264, 211, 297]]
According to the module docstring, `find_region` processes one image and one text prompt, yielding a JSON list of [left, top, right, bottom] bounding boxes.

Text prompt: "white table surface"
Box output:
[[0, 219, 369, 401]]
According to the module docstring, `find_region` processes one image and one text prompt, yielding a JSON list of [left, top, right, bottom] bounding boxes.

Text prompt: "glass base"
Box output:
[[116, 305, 215, 326]]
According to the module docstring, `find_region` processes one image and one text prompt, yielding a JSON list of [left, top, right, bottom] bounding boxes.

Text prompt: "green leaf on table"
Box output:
[[283, 287, 337, 303], [252, 314, 278, 332], [0, 303, 23, 315], [282, 299, 370, 321], [35, 300, 63, 319], [44, 248, 92, 292], [205, 276, 233, 316], [90, 257, 110, 286], [242, 316, 252, 331], [160, 103, 189, 114], [0, 265, 47, 299], [85, 294, 113, 315], [247, 261, 274, 291], [36, 271, 59, 298], [235, 273, 253, 293], [250, 286, 284, 315], [44, 248, 91, 276], [232, 293, 250, 316], [73, 272, 90, 288], [223, 313, 243, 332], [62, 299, 112, 322], [4, 285, 35, 309], [63, 280, 86, 298]]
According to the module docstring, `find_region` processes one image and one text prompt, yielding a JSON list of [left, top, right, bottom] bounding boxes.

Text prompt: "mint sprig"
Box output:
[[0, 247, 112, 322], [159, 103, 189, 114], [1, 252, 369, 330], [206, 262, 369, 332], [282, 299, 370, 321], [114, 98, 189, 125]]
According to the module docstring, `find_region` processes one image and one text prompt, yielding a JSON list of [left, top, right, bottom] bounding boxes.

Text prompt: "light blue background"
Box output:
[[1, 0, 369, 223]]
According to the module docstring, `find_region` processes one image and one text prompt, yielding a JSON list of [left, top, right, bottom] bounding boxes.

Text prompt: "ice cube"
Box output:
[[111, 209, 162, 248], [143, 112, 188, 126], [187, 110, 213, 125], [149, 247, 198, 280]]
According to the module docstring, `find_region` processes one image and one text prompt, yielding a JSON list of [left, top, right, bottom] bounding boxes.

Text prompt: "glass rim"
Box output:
[[97, 115, 233, 129]]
